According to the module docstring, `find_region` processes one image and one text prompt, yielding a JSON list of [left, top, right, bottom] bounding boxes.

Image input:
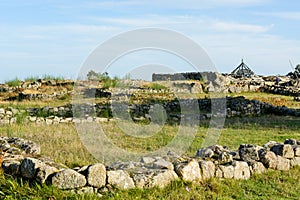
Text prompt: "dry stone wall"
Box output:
[[0, 96, 299, 125], [1, 137, 300, 196]]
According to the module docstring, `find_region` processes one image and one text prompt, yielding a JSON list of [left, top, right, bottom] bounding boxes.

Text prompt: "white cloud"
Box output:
[[210, 21, 274, 33], [256, 12, 300, 20]]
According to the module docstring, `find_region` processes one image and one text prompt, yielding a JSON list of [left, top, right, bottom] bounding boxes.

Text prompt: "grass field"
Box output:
[[0, 114, 299, 199], [0, 90, 299, 199]]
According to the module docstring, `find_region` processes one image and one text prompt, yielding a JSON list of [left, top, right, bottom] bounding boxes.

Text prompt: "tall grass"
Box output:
[[5, 77, 21, 87], [0, 115, 298, 166]]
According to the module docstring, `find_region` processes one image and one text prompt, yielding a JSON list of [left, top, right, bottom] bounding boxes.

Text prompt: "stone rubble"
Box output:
[[0, 137, 299, 196]]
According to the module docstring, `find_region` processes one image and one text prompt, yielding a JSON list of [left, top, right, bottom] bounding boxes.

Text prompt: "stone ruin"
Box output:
[[0, 96, 299, 126], [0, 137, 300, 196]]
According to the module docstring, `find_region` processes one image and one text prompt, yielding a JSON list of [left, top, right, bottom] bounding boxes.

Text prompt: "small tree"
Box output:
[[87, 70, 99, 80]]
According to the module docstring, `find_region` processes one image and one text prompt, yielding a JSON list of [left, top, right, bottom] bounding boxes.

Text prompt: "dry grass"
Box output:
[[0, 123, 96, 167], [0, 115, 298, 167], [229, 92, 300, 108]]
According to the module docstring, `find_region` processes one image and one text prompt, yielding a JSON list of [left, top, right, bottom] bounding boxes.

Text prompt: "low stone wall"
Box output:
[[0, 96, 299, 125], [1, 137, 299, 196], [152, 72, 204, 81], [262, 85, 300, 97]]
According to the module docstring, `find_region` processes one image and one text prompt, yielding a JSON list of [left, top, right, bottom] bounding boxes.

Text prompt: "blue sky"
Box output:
[[1, 0, 300, 82]]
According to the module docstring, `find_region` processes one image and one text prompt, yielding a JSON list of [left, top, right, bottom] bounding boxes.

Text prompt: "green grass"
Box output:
[[147, 83, 168, 90], [24, 76, 40, 82], [42, 74, 65, 81], [0, 115, 298, 165], [0, 115, 299, 199], [5, 78, 21, 87]]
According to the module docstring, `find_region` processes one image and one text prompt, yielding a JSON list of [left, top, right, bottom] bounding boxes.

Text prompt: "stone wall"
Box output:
[[262, 85, 300, 97], [0, 96, 299, 125], [1, 137, 299, 196], [152, 72, 204, 81]]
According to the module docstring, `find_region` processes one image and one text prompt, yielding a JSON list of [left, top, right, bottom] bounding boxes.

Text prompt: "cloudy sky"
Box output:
[[1, 0, 300, 82]]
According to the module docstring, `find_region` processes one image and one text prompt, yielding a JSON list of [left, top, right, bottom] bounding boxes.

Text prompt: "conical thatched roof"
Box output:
[[231, 59, 255, 78]]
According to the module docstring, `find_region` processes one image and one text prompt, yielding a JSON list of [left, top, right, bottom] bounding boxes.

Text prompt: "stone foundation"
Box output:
[[1, 137, 299, 196]]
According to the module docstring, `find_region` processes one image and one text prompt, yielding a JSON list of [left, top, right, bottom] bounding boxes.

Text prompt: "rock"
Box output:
[[45, 118, 53, 125], [153, 159, 174, 170], [0, 108, 5, 114], [215, 168, 222, 178], [294, 146, 300, 157], [132, 167, 179, 189], [249, 162, 266, 175], [216, 165, 234, 179], [29, 116, 37, 122], [259, 151, 277, 169], [108, 161, 142, 171], [6, 111, 13, 116], [210, 145, 227, 155], [107, 170, 135, 189], [20, 158, 45, 179], [276, 156, 290, 171], [239, 144, 263, 163], [233, 161, 250, 180], [284, 139, 297, 145], [263, 141, 281, 149], [290, 157, 300, 167], [5, 147, 21, 155], [79, 163, 106, 188], [175, 159, 201, 182], [199, 161, 215, 179], [218, 152, 233, 164], [2, 160, 21, 176], [148, 170, 178, 188], [0, 139, 10, 151], [271, 144, 294, 159], [50, 169, 87, 189], [6, 137, 40, 155], [132, 171, 151, 189], [196, 148, 214, 158], [10, 118, 17, 124], [36, 165, 58, 183], [140, 157, 155, 164]]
